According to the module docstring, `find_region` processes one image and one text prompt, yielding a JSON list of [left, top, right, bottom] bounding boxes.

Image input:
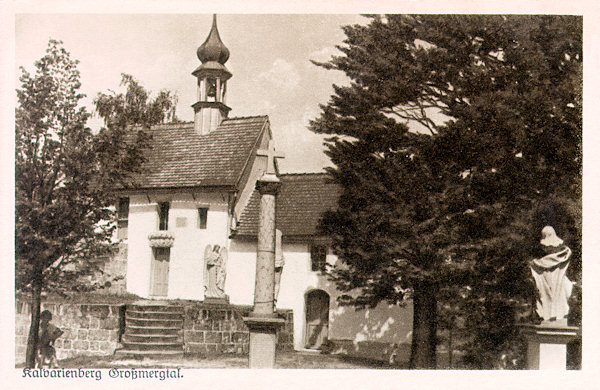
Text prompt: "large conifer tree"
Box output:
[[311, 15, 581, 368]]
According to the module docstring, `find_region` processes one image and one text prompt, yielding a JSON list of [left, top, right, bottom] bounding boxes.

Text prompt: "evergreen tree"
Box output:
[[310, 15, 581, 369], [15, 40, 176, 367]]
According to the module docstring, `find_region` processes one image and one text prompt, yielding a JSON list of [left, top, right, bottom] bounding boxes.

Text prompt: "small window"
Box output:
[[158, 202, 169, 231], [117, 197, 129, 239], [198, 208, 208, 229], [310, 245, 327, 272]]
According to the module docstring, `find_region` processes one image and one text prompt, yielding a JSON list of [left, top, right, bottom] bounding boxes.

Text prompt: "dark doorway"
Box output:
[[305, 289, 329, 349]]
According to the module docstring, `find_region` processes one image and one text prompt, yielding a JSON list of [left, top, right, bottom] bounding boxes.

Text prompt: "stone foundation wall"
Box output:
[[182, 303, 294, 355], [15, 300, 123, 365], [16, 299, 294, 363]]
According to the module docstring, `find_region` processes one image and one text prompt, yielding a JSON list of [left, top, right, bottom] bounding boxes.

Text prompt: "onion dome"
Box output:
[[197, 14, 230, 64]]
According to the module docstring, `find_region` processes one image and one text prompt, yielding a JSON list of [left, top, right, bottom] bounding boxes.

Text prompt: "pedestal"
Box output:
[[243, 316, 285, 368], [203, 296, 229, 305], [521, 323, 581, 370]]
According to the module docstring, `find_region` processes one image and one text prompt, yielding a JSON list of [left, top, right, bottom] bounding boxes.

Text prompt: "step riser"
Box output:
[[125, 327, 182, 336], [126, 311, 183, 320], [126, 319, 183, 327], [115, 350, 184, 358], [127, 305, 183, 314], [122, 334, 181, 343], [121, 343, 183, 352], [120, 302, 185, 358]]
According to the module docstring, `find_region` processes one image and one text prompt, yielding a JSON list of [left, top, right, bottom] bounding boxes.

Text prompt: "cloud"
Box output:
[[258, 58, 301, 90], [309, 46, 340, 63]]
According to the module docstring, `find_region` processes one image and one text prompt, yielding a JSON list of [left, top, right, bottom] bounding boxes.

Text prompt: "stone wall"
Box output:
[[16, 299, 294, 364], [182, 303, 294, 355], [15, 300, 123, 364]]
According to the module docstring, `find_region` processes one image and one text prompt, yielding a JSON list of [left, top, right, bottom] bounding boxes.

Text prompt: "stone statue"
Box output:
[[274, 229, 285, 308], [530, 226, 573, 323], [204, 244, 228, 299]]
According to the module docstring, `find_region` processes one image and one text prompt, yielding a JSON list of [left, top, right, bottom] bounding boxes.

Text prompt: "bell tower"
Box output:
[[192, 15, 232, 135]]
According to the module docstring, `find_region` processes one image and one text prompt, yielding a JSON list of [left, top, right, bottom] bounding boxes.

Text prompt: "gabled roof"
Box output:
[[128, 116, 268, 190], [234, 173, 341, 239]]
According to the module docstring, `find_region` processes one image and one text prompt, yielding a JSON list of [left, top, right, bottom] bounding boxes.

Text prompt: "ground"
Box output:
[[32, 351, 407, 369]]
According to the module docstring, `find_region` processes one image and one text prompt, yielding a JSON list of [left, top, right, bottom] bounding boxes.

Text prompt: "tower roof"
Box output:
[[197, 15, 230, 65]]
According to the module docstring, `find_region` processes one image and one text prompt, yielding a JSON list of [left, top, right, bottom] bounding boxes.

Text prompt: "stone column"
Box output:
[[244, 174, 284, 368]]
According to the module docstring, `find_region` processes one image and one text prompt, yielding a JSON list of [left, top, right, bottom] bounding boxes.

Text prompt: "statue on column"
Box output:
[[529, 226, 573, 323], [204, 244, 228, 299], [274, 229, 285, 308]]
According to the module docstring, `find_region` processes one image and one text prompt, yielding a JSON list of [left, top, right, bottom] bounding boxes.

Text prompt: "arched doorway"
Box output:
[[305, 289, 329, 349]]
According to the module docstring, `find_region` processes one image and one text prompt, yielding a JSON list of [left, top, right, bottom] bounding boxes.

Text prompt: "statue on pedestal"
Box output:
[[204, 244, 228, 299], [530, 226, 573, 323]]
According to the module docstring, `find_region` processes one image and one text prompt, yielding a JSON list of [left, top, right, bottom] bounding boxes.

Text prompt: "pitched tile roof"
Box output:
[[234, 173, 341, 239], [129, 116, 268, 189]]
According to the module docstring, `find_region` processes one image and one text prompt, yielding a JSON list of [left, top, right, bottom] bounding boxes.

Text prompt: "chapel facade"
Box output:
[[110, 16, 412, 357]]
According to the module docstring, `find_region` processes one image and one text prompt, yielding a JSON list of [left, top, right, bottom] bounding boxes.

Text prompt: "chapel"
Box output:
[[109, 15, 412, 357]]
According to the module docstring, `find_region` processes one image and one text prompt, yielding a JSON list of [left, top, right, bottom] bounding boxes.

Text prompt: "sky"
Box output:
[[14, 13, 365, 173]]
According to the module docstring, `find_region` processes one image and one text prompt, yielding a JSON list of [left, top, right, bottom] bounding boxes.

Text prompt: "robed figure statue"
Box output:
[[530, 226, 573, 322], [204, 244, 228, 299]]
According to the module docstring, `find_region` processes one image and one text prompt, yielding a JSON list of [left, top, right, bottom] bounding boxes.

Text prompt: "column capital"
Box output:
[[256, 175, 281, 195]]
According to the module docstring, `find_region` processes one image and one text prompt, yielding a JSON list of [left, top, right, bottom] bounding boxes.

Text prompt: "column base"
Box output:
[[520, 323, 581, 370], [243, 316, 285, 368]]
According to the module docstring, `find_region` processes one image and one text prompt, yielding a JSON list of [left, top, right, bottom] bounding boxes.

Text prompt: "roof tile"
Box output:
[[130, 116, 268, 189], [234, 173, 340, 238]]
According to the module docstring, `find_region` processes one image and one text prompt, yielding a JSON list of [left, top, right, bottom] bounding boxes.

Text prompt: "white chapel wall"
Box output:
[[127, 192, 230, 300], [227, 240, 412, 351]]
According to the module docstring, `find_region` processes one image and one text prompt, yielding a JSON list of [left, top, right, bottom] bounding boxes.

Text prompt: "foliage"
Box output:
[[310, 15, 581, 368], [15, 40, 177, 367]]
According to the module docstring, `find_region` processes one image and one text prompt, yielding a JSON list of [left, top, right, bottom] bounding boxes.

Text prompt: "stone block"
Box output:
[[62, 328, 74, 339], [221, 322, 232, 331], [78, 330, 88, 340], [90, 341, 99, 351], [63, 340, 72, 350], [186, 331, 204, 343], [212, 321, 221, 331], [89, 318, 100, 329], [222, 332, 231, 343], [232, 332, 248, 343], [108, 332, 118, 342], [222, 344, 236, 354], [197, 320, 212, 331], [16, 325, 27, 336], [205, 331, 221, 344], [184, 320, 194, 330], [73, 340, 89, 351], [89, 329, 109, 341], [99, 317, 118, 329], [206, 344, 217, 354], [89, 305, 110, 319], [99, 341, 113, 353], [78, 317, 90, 329]]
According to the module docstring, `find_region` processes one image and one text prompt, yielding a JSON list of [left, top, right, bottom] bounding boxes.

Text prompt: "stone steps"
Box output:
[[117, 301, 184, 358]]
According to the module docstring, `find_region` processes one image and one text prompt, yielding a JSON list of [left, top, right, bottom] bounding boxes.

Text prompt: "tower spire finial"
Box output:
[[197, 14, 230, 64], [192, 15, 232, 135]]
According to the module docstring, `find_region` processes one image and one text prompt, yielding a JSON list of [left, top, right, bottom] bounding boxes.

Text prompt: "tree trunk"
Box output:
[[409, 281, 437, 369], [25, 278, 42, 368]]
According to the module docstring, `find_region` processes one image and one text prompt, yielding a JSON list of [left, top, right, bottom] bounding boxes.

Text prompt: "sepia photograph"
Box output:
[[5, 1, 593, 388]]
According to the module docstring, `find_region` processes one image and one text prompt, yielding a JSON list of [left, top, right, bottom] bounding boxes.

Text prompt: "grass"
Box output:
[[48, 351, 406, 369]]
